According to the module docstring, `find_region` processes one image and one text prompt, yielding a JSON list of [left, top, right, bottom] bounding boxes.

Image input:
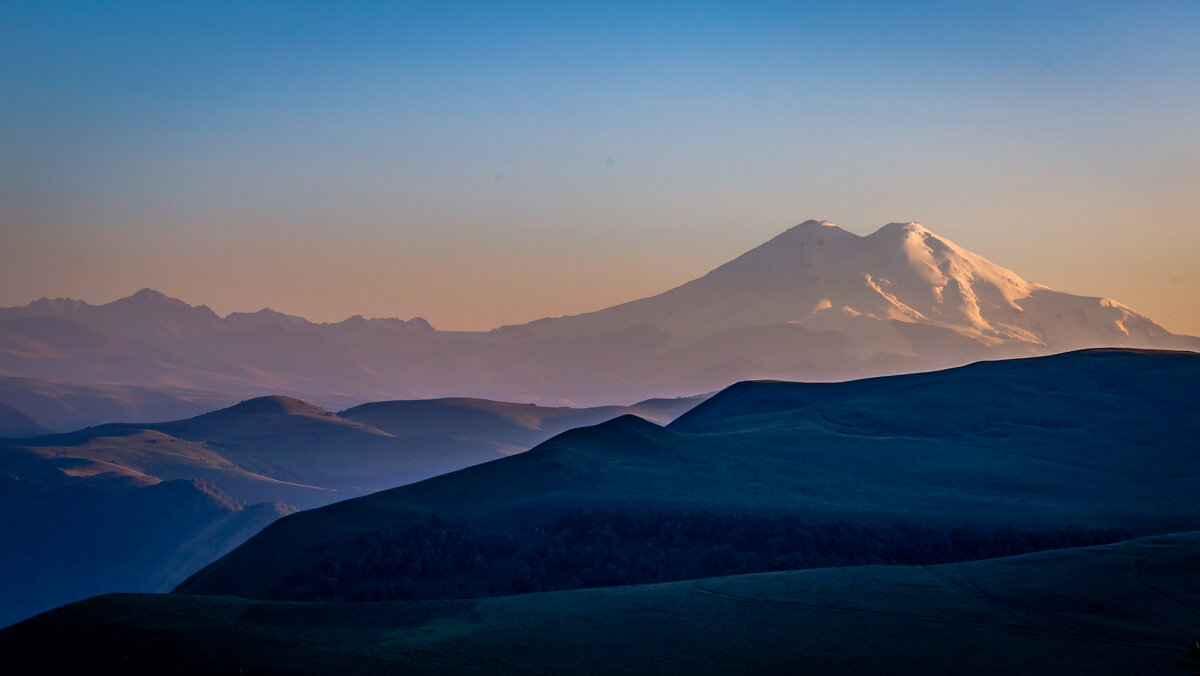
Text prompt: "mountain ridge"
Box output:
[[0, 390, 704, 628], [1, 221, 1195, 406], [174, 348, 1200, 601], [0, 288, 433, 333]]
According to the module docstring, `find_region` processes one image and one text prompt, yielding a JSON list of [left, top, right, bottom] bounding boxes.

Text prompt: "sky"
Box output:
[[2, 1, 1198, 334]]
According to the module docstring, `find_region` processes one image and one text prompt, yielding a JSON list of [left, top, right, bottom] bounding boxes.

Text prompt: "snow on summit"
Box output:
[[2, 220, 1195, 405], [498, 220, 1195, 359]]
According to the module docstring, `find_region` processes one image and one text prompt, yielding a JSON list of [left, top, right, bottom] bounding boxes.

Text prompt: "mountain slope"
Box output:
[[175, 349, 1200, 601], [7, 531, 1199, 675], [0, 316, 345, 401], [483, 221, 1197, 398], [0, 392, 703, 628], [0, 375, 240, 433], [670, 347, 1196, 445], [0, 467, 291, 629], [0, 402, 50, 438], [6, 394, 606, 508]]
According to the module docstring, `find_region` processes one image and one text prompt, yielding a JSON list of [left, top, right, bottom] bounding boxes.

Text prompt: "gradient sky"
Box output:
[[2, 1, 1198, 334]]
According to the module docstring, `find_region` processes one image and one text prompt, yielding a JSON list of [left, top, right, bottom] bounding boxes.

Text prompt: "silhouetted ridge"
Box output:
[[666, 380, 802, 433], [668, 348, 1200, 435], [546, 414, 670, 449]]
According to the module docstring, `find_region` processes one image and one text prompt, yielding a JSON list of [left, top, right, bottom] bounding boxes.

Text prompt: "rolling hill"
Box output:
[[175, 349, 1200, 602], [3, 349, 1194, 671], [0, 393, 702, 628], [4, 530, 1198, 674]]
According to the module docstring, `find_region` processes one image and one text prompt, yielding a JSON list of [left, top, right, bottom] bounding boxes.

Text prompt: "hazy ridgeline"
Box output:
[[0, 392, 702, 628], [2, 223, 1196, 412]]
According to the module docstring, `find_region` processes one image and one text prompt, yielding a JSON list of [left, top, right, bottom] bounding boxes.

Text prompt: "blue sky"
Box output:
[[2, 1, 1198, 332]]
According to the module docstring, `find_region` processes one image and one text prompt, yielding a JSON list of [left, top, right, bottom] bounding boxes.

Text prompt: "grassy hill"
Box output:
[[176, 349, 1200, 601], [9, 393, 707, 505], [0, 393, 704, 628], [5, 530, 1199, 674]]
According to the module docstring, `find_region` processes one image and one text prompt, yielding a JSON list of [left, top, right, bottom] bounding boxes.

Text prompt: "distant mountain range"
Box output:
[[0, 376, 241, 435], [3, 221, 1195, 409], [0, 392, 702, 628]]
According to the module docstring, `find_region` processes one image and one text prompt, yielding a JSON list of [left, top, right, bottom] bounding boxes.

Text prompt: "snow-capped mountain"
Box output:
[[498, 220, 1182, 357], [1, 221, 1195, 407]]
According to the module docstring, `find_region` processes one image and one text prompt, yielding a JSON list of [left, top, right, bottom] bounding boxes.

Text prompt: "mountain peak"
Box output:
[[755, 220, 857, 250], [865, 221, 935, 243], [782, 220, 930, 241], [20, 297, 90, 314], [784, 219, 849, 234], [541, 413, 673, 455], [878, 221, 926, 232], [115, 288, 190, 308], [221, 395, 331, 417]]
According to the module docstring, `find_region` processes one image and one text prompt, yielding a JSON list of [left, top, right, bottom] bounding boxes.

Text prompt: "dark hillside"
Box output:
[[0, 392, 702, 627], [8, 531, 1200, 675], [177, 349, 1200, 601]]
